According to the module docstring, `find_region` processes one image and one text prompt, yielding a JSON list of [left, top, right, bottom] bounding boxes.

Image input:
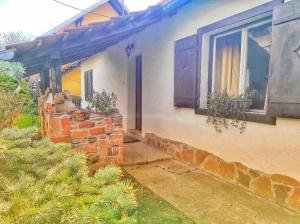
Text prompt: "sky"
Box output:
[[0, 0, 160, 37]]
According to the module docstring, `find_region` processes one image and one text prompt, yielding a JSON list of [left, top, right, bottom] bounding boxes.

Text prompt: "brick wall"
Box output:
[[38, 92, 124, 173], [145, 133, 300, 213]]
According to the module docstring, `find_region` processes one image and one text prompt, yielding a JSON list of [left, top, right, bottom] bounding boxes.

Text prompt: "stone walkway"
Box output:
[[124, 142, 172, 166], [124, 155, 300, 224]]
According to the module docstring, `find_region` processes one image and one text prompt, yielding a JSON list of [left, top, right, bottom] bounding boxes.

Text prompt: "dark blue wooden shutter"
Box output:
[[267, 0, 300, 118], [174, 35, 198, 108]]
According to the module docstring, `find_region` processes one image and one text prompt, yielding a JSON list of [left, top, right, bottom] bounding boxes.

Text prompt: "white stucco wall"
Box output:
[[81, 0, 300, 180], [80, 44, 128, 130]]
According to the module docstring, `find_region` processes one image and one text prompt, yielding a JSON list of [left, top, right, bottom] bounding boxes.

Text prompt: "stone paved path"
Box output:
[[125, 159, 300, 224], [124, 142, 172, 166]]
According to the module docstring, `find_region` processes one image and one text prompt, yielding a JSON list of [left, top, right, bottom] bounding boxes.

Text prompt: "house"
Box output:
[[6, 0, 300, 212], [44, 0, 128, 98]]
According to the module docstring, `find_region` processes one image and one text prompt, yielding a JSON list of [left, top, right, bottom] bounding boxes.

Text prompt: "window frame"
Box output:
[[195, 1, 279, 125], [211, 19, 272, 98]]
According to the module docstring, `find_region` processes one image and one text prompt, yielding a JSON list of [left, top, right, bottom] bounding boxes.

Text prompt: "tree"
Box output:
[[0, 31, 33, 50], [0, 127, 137, 223]]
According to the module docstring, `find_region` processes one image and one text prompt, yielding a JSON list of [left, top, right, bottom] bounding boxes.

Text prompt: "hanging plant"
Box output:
[[207, 90, 253, 133]]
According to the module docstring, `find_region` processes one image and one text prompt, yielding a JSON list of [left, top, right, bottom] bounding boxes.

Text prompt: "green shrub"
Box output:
[[0, 91, 24, 130], [15, 113, 39, 129], [0, 62, 34, 130], [0, 127, 137, 224]]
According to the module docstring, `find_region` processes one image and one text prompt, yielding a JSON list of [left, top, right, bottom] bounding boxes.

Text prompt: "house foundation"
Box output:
[[145, 133, 300, 213]]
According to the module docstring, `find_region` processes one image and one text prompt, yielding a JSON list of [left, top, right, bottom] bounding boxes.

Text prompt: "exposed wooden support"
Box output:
[[40, 68, 50, 94], [50, 59, 62, 94]]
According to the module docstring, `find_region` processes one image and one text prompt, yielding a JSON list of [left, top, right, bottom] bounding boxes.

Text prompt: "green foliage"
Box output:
[[88, 90, 119, 116], [15, 114, 39, 129], [0, 62, 34, 130], [0, 127, 137, 224], [0, 73, 18, 92], [0, 61, 25, 79], [0, 91, 24, 130], [207, 91, 253, 133]]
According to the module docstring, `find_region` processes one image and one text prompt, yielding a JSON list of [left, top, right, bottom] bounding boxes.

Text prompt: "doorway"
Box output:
[[135, 55, 142, 131]]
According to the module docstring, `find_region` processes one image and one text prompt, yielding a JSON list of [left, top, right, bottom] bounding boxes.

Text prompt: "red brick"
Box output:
[[105, 126, 113, 134], [89, 112, 105, 120], [79, 121, 95, 129], [50, 118, 61, 135], [90, 127, 105, 135], [252, 176, 273, 199], [271, 174, 300, 187], [98, 139, 107, 149], [181, 147, 194, 164], [111, 134, 123, 140], [111, 140, 124, 147], [107, 117, 113, 124], [51, 136, 71, 143], [194, 150, 211, 165], [61, 118, 70, 135], [86, 143, 98, 153], [71, 130, 89, 138], [112, 129, 124, 134], [95, 120, 106, 126]]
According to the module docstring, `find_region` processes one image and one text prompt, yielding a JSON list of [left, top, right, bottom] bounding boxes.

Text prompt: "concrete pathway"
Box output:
[[124, 142, 172, 166], [125, 159, 300, 224]]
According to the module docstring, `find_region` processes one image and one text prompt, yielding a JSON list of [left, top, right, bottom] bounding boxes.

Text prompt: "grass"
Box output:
[[15, 113, 39, 128], [125, 172, 195, 224]]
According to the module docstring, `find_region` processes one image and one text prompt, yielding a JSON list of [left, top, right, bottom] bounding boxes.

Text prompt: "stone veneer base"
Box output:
[[145, 133, 300, 213]]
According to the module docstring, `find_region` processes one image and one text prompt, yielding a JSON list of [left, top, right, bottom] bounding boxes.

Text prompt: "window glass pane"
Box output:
[[247, 22, 272, 109], [214, 31, 241, 96]]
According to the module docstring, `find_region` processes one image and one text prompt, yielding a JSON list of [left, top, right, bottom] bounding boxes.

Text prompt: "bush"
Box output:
[[0, 91, 24, 130], [0, 127, 137, 224], [15, 113, 39, 129], [88, 90, 119, 116], [0, 62, 34, 130]]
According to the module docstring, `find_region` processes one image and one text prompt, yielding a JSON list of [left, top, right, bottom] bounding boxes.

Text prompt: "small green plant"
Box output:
[[207, 91, 252, 133], [88, 90, 119, 116], [0, 127, 137, 224]]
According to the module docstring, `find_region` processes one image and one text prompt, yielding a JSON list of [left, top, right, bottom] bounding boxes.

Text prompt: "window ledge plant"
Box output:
[[207, 90, 253, 133]]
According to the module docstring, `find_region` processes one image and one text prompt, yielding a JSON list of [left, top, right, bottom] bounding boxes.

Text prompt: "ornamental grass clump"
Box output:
[[207, 91, 253, 133], [0, 127, 137, 224]]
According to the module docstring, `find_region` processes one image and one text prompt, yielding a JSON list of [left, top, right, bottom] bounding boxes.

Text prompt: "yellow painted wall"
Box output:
[[81, 3, 118, 25], [59, 3, 118, 33], [62, 67, 81, 96]]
